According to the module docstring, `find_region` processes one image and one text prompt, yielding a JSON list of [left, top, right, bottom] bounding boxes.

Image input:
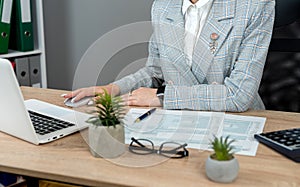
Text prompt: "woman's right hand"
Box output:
[[61, 84, 120, 102]]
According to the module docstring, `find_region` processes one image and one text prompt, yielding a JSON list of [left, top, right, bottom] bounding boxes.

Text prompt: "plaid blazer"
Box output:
[[114, 0, 275, 112]]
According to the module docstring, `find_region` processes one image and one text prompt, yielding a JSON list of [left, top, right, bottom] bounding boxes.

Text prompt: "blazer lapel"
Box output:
[[163, 0, 200, 85], [191, 0, 236, 84]]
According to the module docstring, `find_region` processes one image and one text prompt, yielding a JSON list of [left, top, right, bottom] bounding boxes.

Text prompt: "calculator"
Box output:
[[254, 128, 300, 162]]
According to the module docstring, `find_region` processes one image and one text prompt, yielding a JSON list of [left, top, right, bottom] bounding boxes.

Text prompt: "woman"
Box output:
[[63, 0, 275, 112]]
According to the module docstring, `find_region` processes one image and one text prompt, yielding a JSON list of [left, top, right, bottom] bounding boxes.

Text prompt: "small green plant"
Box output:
[[86, 89, 125, 127], [210, 136, 235, 161]]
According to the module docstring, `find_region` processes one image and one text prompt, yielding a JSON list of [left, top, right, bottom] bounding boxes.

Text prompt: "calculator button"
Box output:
[[279, 139, 287, 143], [284, 141, 294, 146]]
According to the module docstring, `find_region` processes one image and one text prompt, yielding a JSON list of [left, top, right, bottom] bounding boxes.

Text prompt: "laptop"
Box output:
[[0, 58, 91, 144]]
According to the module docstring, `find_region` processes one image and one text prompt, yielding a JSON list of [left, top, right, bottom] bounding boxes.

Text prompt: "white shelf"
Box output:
[[0, 49, 42, 58], [1, 0, 47, 88]]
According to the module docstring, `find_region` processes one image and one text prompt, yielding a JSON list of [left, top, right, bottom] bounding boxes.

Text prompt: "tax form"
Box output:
[[123, 108, 265, 156]]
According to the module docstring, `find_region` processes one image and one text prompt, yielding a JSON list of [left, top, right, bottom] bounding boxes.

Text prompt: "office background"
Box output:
[[42, 0, 300, 113], [260, 21, 300, 113], [43, 0, 152, 89]]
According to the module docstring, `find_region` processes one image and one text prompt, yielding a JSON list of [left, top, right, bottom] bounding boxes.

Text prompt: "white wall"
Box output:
[[43, 0, 153, 90]]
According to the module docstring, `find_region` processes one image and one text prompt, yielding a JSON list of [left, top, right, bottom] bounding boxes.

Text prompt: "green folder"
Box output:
[[9, 0, 33, 52], [0, 0, 13, 54]]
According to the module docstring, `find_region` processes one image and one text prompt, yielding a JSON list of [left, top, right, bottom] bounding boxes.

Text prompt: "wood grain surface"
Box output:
[[0, 86, 299, 187]]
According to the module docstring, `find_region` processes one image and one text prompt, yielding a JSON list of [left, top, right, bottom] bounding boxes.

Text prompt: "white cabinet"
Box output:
[[0, 0, 47, 88]]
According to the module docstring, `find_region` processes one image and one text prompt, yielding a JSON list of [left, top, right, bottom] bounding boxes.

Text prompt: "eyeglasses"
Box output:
[[129, 137, 189, 159]]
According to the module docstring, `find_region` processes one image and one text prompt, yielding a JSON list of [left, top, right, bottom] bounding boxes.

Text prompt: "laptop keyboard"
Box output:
[[28, 110, 75, 135]]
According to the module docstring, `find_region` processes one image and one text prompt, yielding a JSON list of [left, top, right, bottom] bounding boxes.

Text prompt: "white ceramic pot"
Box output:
[[205, 156, 239, 183], [88, 124, 125, 158]]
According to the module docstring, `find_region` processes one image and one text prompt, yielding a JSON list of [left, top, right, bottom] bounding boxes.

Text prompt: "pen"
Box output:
[[134, 108, 156, 123]]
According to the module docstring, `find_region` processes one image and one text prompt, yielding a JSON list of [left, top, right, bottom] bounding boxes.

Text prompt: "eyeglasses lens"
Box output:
[[159, 142, 187, 158], [129, 139, 154, 155]]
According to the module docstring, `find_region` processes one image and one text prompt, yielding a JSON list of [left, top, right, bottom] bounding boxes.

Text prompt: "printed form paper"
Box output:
[[123, 108, 266, 156]]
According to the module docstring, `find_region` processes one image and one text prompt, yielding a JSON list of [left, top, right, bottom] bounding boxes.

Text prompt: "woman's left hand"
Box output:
[[121, 87, 162, 107]]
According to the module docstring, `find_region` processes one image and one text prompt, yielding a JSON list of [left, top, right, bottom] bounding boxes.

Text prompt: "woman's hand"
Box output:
[[122, 87, 161, 107], [62, 84, 120, 102]]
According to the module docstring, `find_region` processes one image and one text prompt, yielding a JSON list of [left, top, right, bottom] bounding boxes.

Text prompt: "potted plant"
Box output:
[[86, 89, 126, 158], [205, 136, 239, 183]]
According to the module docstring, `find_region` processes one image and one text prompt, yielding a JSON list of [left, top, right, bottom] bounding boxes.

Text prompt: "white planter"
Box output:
[[88, 124, 125, 158], [205, 156, 239, 183]]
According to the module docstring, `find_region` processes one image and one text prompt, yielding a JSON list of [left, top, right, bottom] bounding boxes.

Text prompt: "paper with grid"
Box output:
[[123, 108, 265, 156]]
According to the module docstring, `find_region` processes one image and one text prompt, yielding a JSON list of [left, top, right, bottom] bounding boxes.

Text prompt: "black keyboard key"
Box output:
[[284, 141, 294, 146], [273, 136, 281, 141], [279, 139, 287, 143]]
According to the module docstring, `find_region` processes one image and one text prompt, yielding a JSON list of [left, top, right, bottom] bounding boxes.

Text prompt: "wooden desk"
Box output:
[[0, 87, 299, 186]]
